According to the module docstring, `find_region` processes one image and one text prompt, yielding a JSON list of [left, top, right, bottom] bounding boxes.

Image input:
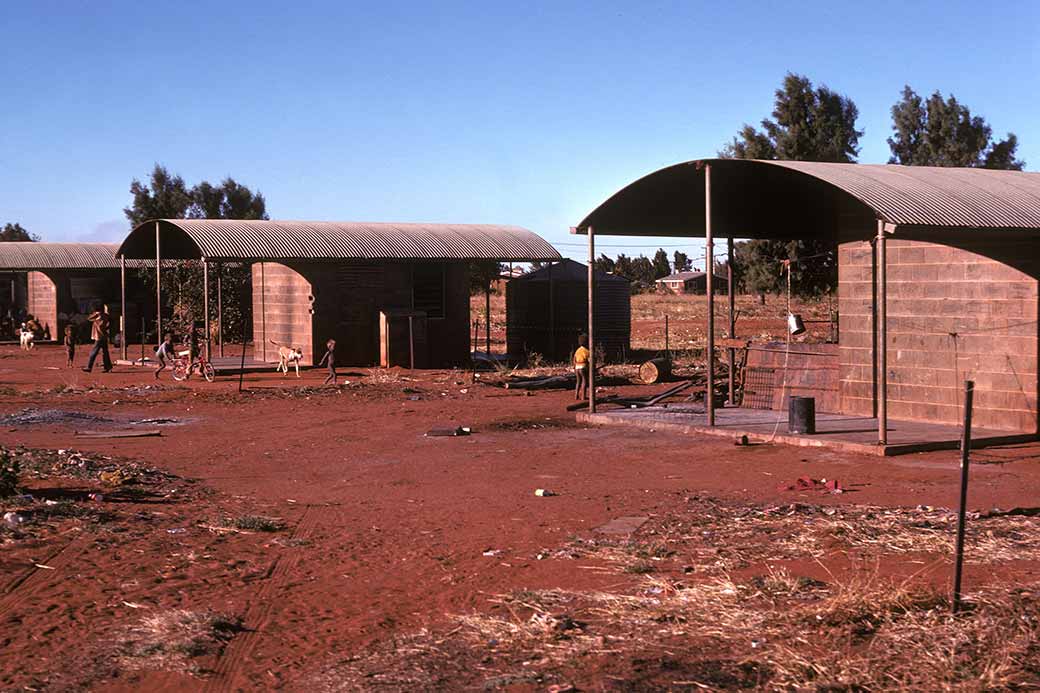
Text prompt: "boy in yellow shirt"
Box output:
[[573, 334, 590, 400]]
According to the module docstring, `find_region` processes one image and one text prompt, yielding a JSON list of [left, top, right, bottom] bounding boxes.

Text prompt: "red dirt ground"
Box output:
[[2, 344, 1039, 690]]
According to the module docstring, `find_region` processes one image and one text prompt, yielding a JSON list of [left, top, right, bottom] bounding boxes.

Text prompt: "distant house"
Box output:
[[655, 271, 728, 294]]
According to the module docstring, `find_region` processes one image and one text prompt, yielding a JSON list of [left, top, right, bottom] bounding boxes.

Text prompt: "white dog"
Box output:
[[19, 323, 35, 350], [269, 340, 303, 377]]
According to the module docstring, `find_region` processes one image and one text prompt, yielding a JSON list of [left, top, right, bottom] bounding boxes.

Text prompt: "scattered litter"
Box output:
[[75, 429, 162, 439], [3, 511, 25, 526], [981, 507, 1040, 518], [735, 434, 749, 446], [166, 528, 187, 534], [534, 489, 556, 497], [482, 549, 502, 557], [34, 564, 55, 570], [88, 493, 105, 503], [130, 417, 179, 426], [426, 426, 471, 437], [122, 601, 146, 609], [778, 476, 843, 494], [594, 516, 650, 535]]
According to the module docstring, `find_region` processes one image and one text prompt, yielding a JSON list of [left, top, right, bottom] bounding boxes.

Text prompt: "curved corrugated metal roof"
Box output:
[[574, 159, 1040, 239], [117, 220, 562, 262], [0, 242, 125, 270], [769, 161, 1040, 227]]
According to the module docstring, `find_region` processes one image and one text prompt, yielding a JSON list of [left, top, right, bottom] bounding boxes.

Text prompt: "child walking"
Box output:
[[63, 324, 75, 367], [155, 333, 174, 379], [573, 334, 590, 400], [318, 338, 337, 385]]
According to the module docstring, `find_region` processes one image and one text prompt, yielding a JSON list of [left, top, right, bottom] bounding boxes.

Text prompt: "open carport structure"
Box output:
[[115, 220, 561, 368], [573, 159, 1040, 455]]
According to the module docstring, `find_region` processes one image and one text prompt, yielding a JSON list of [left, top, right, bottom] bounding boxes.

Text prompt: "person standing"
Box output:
[[63, 324, 76, 368], [83, 307, 112, 373], [573, 334, 590, 401], [318, 338, 337, 385]]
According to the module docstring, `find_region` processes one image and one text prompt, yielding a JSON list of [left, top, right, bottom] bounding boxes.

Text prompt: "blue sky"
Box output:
[[1, 0, 1037, 263]]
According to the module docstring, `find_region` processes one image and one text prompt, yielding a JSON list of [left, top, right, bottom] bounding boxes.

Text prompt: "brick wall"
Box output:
[[839, 238, 1039, 432], [26, 271, 57, 338]]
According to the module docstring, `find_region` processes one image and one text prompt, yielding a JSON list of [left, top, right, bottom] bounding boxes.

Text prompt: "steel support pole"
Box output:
[[727, 236, 735, 405], [203, 259, 210, 361], [485, 287, 491, 357], [877, 219, 888, 446], [588, 226, 596, 413], [548, 261, 555, 360], [217, 263, 224, 357], [155, 221, 161, 344], [952, 380, 975, 613], [120, 254, 127, 361], [260, 263, 267, 361], [705, 165, 715, 426]]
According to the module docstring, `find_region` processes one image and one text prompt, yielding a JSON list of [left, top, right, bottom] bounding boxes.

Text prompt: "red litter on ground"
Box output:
[[778, 476, 843, 494]]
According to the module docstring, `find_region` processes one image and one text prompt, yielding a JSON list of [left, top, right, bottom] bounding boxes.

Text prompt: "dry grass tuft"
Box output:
[[313, 573, 1040, 691], [116, 609, 243, 674]]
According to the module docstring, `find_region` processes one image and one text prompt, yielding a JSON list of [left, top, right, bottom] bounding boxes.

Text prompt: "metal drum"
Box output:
[[788, 396, 816, 434]]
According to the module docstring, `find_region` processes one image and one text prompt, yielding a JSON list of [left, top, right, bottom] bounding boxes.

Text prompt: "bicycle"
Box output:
[[171, 350, 216, 382]]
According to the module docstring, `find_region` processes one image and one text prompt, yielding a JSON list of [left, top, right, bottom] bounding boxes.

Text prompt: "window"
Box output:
[[412, 264, 445, 319]]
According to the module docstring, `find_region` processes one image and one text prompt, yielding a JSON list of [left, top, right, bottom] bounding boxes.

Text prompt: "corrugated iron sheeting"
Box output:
[[0, 242, 147, 270], [118, 220, 562, 262], [576, 160, 1040, 234], [770, 161, 1040, 228]]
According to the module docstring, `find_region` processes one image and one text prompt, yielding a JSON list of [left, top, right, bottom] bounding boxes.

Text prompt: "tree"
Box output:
[[672, 250, 691, 273], [1, 223, 37, 242], [613, 254, 634, 281], [126, 164, 268, 343], [652, 248, 671, 279], [189, 178, 268, 220], [719, 73, 855, 298], [593, 253, 615, 275], [888, 86, 1024, 170], [630, 255, 656, 286], [721, 72, 862, 163], [124, 165, 193, 225]]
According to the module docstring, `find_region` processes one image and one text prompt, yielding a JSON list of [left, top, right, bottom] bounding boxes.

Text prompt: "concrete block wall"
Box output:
[[254, 261, 471, 368], [252, 262, 314, 365], [839, 238, 1039, 432]]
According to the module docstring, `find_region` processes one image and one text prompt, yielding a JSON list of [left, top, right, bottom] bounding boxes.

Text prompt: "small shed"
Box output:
[[116, 220, 561, 367], [506, 259, 630, 363], [0, 242, 149, 342], [655, 271, 728, 294]]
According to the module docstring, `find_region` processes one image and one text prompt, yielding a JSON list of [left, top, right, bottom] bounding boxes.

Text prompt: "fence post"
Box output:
[[952, 379, 975, 614]]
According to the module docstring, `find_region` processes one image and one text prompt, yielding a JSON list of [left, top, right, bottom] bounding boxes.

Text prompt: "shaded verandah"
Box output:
[[572, 159, 1040, 454]]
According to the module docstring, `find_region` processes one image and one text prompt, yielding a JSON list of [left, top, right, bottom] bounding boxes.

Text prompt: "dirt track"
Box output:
[[2, 344, 1040, 690]]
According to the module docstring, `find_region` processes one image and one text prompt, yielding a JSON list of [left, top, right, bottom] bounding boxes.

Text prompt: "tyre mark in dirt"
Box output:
[[0, 532, 91, 617], [204, 505, 324, 693]]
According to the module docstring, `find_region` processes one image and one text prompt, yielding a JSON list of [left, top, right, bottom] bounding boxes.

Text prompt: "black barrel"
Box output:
[[788, 396, 816, 434]]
